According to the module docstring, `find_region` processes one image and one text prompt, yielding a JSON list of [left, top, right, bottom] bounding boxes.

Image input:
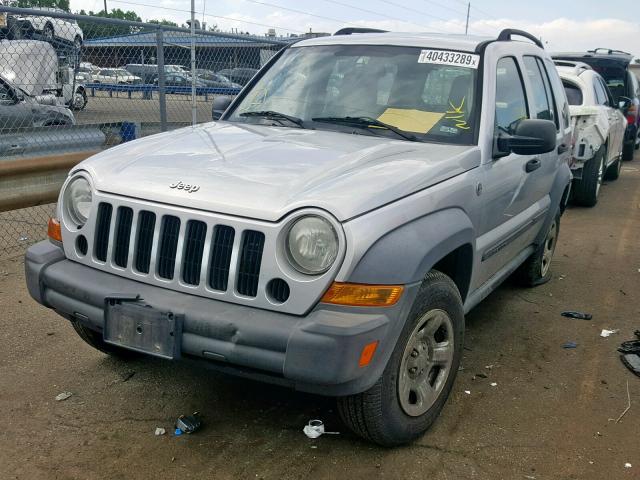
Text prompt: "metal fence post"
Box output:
[[156, 29, 168, 132]]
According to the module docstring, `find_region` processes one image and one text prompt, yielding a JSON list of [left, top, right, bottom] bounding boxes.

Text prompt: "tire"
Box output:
[[74, 35, 82, 50], [572, 147, 605, 207], [71, 90, 87, 110], [604, 154, 622, 181], [71, 320, 139, 359], [622, 140, 634, 161], [337, 271, 464, 446], [517, 212, 560, 287], [43, 23, 54, 41]]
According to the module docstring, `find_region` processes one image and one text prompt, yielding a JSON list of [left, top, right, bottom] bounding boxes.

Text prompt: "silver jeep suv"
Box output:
[[26, 28, 572, 446]]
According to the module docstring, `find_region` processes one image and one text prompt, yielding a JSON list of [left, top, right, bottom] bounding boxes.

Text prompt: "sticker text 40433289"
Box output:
[[418, 49, 480, 69]]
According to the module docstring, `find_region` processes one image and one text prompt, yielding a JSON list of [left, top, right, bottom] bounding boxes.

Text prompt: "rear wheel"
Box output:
[[605, 153, 622, 181], [337, 271, 464, 446], [71, 320, 139, 359], [622, 140, 634, 160], [517, 212, 560, 287], [572, 147, 605, 207]]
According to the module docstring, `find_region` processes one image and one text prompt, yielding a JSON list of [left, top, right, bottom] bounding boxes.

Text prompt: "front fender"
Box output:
[[346, 208, 475, 285]]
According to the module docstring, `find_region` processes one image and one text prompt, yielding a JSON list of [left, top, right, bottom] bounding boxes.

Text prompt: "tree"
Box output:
[[16, 0, 70, 11], [76, 9, 142, 39], [148, 19, 178, 27]]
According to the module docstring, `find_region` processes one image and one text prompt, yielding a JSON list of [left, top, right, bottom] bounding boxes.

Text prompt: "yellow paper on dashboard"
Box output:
[[377, 109, 445, 134]]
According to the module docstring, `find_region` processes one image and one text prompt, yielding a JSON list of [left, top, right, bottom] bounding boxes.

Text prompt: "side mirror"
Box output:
[[494, 119, 557, 157], [618, 96, 632, 112], [212, 95, 233, 121]]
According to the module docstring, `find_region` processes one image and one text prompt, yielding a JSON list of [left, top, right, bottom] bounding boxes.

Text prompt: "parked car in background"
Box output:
[[0, 1, 83, 48], [555, 61, 627, 206], [92, 68, 141, 85], [554, 49, 640, 160], [216, 67, 258, 86], [154, 72, 207, 88], [27, 28, 571, 447], [0, 74, 74, 130], [195, 69, 242, 89]]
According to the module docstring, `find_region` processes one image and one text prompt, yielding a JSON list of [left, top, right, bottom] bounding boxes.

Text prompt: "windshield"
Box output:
[[228, 45, 479, 144]]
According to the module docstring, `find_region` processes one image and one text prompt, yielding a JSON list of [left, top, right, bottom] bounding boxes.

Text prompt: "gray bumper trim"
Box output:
[[25, 241, 419, 396]]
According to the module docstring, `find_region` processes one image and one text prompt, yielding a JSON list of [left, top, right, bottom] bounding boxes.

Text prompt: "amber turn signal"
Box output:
[[47, 217, 62, 242], [320, 282, 403, 307], [358, 341, 379, 368]]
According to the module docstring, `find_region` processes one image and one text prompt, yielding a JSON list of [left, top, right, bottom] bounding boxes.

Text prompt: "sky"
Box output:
[[70, 0, 640, 57]]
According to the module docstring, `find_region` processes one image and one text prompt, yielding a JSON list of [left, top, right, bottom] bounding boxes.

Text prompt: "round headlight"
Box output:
[[64, 176, 92, 227], [286, 216, 338, 274]]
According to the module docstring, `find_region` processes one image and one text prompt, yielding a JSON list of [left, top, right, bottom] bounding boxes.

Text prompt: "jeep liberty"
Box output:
[[26, 28, 572, 446]]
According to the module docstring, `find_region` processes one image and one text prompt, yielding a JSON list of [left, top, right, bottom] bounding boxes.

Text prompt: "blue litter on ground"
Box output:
[[562, 341, 578, 349]]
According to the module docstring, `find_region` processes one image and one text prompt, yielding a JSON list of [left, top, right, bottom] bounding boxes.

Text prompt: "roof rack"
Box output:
[[496, 29, 543, 49], [334, 27, 388, 36], [553, 60, 592, 76], [587, 47, 631, 56]]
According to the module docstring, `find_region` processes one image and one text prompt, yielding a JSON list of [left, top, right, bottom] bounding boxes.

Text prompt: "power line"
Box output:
[[241, 0, 361, 28], [108, 0, 306, 33], [319, 0, 446, 33]]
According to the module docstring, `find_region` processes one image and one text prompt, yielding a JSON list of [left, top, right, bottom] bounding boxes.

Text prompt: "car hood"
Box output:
[[77, 122, 480, 222]]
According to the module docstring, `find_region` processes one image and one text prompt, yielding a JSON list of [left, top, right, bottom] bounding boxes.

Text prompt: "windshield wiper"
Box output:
[[311, 116, 419, 141], [240, 110, 304, 128]]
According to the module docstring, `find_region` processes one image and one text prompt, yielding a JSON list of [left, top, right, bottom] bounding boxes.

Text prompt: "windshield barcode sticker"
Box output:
[[418, 50, 480, 69]]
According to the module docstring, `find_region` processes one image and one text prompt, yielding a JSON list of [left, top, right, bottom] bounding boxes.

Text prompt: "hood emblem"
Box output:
[[169, 181, 200, 193]]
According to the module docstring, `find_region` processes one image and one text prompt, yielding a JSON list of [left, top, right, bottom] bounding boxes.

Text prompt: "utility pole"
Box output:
[[190, 0, 197, 127], [103, 0, 108, 14], [465, 2, 470, 35]]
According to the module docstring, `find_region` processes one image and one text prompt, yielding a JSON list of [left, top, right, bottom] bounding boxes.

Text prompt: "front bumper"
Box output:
[[25, 241, 419, 396]]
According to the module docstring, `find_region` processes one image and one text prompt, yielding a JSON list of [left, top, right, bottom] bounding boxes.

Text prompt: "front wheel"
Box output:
[[71, 91, 87, 110], [337, 271, 464, 446], [71, 320, 139, 359]]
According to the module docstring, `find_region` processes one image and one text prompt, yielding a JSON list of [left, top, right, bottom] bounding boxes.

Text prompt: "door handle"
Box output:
[[557, 144, 570, 154], [525, 158, 541, 173]]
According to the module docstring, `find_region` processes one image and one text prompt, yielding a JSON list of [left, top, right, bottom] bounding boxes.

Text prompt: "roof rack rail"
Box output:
[[334, 27, 388, 36], [496, 29, 543, 49], [553, 60, 592, 75], [587, 47, 631, 56]]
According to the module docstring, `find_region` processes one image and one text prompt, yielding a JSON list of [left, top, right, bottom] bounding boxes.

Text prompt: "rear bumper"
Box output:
[[25, 241, 419, 396]]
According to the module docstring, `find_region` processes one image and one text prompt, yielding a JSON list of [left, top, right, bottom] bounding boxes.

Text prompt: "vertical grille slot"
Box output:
[[93, 202, 112, 262], [182, 220, 207, 286], [157, 215, 181, 280], [134, 210, 156, 274], [208, 225, 235, 291], [236, 230, 265, 297], [113, 207, 133, 268]]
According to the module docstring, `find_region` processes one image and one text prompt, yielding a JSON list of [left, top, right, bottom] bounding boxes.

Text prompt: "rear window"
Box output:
[[562, 80, 583, 105]]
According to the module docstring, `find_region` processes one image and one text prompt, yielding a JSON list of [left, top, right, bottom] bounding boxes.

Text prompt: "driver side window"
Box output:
[[0, 81, 16, 106], [495, 57, 529, 135]]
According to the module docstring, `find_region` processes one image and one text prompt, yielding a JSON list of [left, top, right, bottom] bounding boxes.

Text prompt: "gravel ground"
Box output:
[[0, 152, 639, 479]]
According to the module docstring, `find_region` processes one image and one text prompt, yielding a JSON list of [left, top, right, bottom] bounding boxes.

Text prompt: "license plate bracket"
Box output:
[[104, 295, 182, 359]]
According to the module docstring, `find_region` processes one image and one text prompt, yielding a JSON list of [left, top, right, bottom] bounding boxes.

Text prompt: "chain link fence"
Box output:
[[0, 5, 289, 259]]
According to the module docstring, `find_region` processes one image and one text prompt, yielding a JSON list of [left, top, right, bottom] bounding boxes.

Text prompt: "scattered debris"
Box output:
[[485, 365, 494, 370], [561, 311, 592, 320], [620, 354, 640, 377], [524, 476, 536, 480], [46, 332, 55, 336], [617, 331, 640, 354], [121, 371, 136, 382], [174, 428, 183, 436], [625, 463, 632, 468], [175, 412, 202, 434], [55, 392, 72, 401], [600, 329, 619, 338], [155, 427, 166, 436], [562, 341, 578, 349], [490, 382, 498, 387], [615, 381, 631, 424], [475, 372, 488, 379], [303, 420, 340, 439], [464, 390, 471, 395], [18, 235, 29, 242]]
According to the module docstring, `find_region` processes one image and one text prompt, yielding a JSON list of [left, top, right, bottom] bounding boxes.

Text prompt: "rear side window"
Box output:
[[594, 78, 609, 106], [523, 56, 554, 122], [536, 58, 559, 129], [495, 57, 528, 134], [545, 58, 571, 129], [562, 80, 583, 105]]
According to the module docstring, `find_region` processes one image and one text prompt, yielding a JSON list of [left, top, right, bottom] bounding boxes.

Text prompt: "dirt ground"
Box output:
[[1, 152, 639, 480]]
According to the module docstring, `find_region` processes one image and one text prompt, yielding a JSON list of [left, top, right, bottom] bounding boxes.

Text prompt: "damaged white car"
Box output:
[[555, 61, 628, 206]]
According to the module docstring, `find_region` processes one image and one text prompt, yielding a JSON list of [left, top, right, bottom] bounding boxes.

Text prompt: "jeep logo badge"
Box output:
[[169, 181, 200, 193]]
